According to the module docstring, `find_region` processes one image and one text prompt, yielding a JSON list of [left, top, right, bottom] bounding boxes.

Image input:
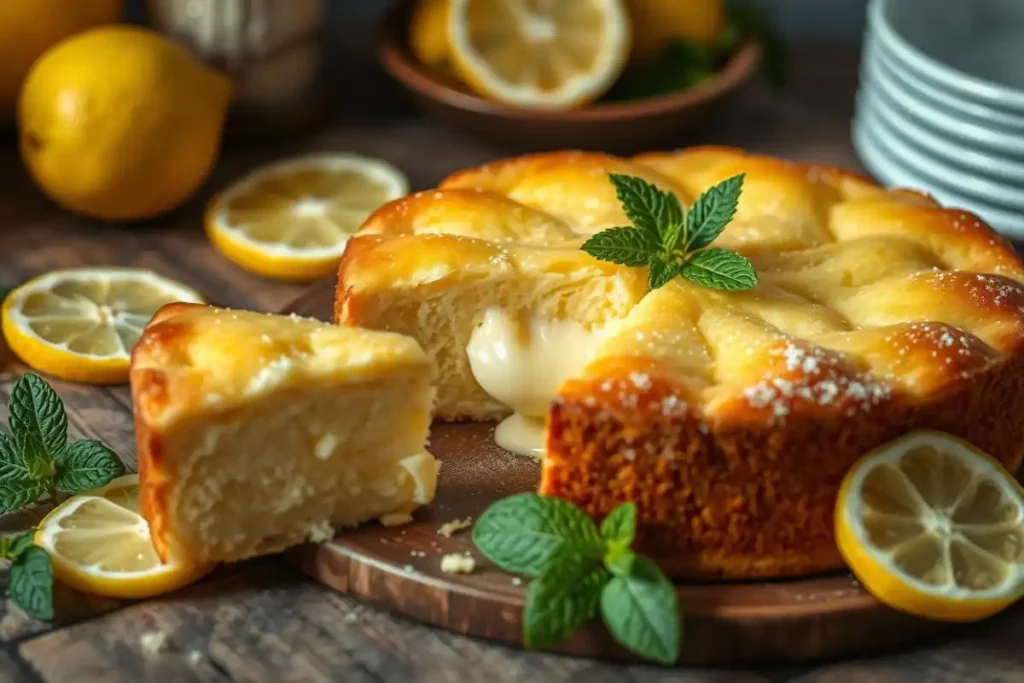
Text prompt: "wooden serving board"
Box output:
[[286, 279, 951, 665]]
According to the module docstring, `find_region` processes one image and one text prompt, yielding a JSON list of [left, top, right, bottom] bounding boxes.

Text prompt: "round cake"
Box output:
[[335, 146, 1024, 579]]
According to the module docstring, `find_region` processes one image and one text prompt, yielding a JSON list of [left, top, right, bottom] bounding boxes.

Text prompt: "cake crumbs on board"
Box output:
[[440, 553, 476, 574], [437, 517, 473, 538], [140, 631, 168, 655]]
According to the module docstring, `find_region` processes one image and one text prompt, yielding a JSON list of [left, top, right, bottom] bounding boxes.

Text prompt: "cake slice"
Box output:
[[131, 303, 439, 565]]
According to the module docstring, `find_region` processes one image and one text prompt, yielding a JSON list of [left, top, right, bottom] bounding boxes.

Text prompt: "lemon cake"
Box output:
[[335, 147, 1024, 578], [131, 303, 439, 565]]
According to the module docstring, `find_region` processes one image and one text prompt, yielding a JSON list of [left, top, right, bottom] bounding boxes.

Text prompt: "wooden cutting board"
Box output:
[[285, 278, 951, 666]]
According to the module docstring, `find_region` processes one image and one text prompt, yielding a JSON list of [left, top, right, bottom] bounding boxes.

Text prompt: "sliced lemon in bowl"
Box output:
[[35, 474, 212, 599], [410, 0, 452, 68], [206, 154, 409, 281], [1, 268, 203, 384], [447, 0, 631, 109], [836, 430, 1024, 622]]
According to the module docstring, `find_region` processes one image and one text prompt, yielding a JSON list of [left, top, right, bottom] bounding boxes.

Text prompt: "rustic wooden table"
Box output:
[[0, 45, 1021, 682]]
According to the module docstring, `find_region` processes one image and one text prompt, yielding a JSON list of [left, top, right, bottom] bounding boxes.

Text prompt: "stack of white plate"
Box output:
[[854, 0, 1024, 237]]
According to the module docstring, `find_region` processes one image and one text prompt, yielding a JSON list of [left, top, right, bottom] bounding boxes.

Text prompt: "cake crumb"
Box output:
[[440, 553, 476, 574], [306, 520, 335, 543], [437, 517, 473, 538], [140, 631, 168, 655], [380, 513, 414, 527]]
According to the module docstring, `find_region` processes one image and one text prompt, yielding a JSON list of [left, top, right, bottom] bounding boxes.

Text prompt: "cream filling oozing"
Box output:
[[466, 307, 598, 458]]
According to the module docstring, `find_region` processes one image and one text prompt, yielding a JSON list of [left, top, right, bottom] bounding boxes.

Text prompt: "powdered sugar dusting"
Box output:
[[742, 342, 891, 424], [914, 271, 1024, 317]]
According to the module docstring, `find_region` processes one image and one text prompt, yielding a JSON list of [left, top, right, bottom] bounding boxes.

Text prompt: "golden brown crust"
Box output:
[[358, 189, 578, 245], [543, 348, 1024, 578], [132, 303, 199, 562], [334, 146, 1024, 578]]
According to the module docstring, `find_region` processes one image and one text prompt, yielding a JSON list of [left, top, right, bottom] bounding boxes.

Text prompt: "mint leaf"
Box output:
[[609, 40, 716, 101], [684, 174, 744, 251], [55, 440, 125, 494], [523, 553, 607, 650], [8, 531, 36, 559], [600, 502, 636, 546], [609, 174, 682, 244], [647, 260, 680, 290], [604, 548, 637, 578], [473, 493, 604, 577], [581, 173, 753, 294], [600, 555, 681, 665], [9, 374, 67, 465], [0, 480, 44, 515], [0, 433, 32, 484], [662, 220, 685, 254], [581, 228, 658, 268], [680, 248, 757, 291], [602, 504, 638, 577], [9, 546, 53, 620]]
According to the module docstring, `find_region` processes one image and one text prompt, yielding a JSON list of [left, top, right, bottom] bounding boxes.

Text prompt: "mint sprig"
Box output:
[[474, 496, 681, 664], [1, 374, 125, 500], [0, 373, 127, 620], [8, 541, 53, 621], [582, 174, 757, 292], [0, 530, 53, 620]]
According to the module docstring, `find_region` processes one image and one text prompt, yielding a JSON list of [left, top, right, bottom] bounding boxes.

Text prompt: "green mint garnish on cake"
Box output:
[[582, 173, 757, 292]]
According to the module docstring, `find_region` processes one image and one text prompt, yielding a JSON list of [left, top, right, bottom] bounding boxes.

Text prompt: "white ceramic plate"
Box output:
[[869, 0, 1024, 112], [853, 115, 1024, 237], [857, 94, 1024, 210], [860, 53, 1024, 159], [862, 37, 1024, 136], [859, 62, 1024, 181]]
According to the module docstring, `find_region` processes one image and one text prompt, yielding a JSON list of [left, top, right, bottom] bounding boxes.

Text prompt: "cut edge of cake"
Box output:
[[131, 302, 439, 566]]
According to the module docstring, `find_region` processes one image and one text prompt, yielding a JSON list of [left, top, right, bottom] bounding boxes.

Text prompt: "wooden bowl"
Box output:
[[377, 1, 762, 153]]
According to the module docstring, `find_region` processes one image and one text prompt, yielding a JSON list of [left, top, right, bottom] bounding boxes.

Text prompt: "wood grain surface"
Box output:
[[0, 44, 1021, 682]]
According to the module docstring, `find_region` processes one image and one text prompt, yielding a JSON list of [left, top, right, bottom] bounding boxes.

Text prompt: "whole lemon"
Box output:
[[19, 26, 233, 222], [0, 0, 123, 122], [626, 0, 725, 65]]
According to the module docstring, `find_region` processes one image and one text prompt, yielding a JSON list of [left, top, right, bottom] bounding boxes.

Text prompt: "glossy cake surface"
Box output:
[[335, 147, 1024, 578]]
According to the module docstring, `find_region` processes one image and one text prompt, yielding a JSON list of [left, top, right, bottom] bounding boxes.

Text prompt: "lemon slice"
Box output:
[[1, 268, 203, 384], [206, 154, 409, 281], [35, 474, 212, 599], [447, 0, 631, 109], [836, 430, 1024, 622], [410, 0, 452, 68]]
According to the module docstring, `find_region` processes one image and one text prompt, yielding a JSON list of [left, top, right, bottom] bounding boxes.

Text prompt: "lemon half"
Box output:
[[836, 430, 1024, 622], [447, 0, 631, 109]]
